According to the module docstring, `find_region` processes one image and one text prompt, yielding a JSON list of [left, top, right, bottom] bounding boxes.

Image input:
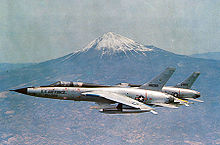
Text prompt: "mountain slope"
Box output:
[[0, 63, 33, 72], [190, 52, 220, 60]]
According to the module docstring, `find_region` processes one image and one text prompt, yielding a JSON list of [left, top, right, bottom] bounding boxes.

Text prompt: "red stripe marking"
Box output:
[[145, 92, 147, 100]]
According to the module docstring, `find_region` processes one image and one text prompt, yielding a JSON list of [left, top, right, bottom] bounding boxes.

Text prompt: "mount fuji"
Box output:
[[83, 32, 153, 55]]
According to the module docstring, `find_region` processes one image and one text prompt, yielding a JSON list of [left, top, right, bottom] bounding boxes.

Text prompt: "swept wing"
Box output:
[[82, 91, 158, 114]]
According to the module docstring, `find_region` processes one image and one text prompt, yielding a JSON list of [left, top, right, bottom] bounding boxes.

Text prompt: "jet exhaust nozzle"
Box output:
[[166, 96, 175, 103], [194, 94, 201, 98]]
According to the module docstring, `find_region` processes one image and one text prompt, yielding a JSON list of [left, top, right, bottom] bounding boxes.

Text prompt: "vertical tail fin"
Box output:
[[139, 67, 176, 91], [175, 72, 200, 89]]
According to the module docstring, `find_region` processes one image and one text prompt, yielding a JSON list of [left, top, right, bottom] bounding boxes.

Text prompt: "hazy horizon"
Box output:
[[1, 0, 220, 63]]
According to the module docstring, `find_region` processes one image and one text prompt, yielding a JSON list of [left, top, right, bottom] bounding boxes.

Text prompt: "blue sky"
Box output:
[[0, 0, 220, 63]]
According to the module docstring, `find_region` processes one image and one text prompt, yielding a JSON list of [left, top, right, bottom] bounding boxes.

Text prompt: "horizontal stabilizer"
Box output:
[[153, 103, 178, 109], [174, 98, 190, 106], [185, 98, 204, 103]]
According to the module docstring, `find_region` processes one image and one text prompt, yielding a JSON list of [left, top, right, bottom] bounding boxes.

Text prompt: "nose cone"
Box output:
[[10, 88, 27, 94]]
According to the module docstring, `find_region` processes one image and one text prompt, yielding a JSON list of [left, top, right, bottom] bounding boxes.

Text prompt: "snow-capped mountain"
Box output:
[[83, 32, 152, 56]]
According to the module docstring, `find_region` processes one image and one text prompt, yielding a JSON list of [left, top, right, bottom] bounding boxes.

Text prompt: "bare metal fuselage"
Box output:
[[162, 86, 200, 98], [27, 87, 172, 105]]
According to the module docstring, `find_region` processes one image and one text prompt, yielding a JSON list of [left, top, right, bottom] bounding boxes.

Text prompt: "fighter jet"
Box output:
[[119, 72, 202, 103], [162, 72, 203, 102], [10, 68, 183, 115]]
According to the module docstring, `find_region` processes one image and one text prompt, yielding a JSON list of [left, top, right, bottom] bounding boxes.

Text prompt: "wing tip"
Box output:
[[150, 110, 158, 115]]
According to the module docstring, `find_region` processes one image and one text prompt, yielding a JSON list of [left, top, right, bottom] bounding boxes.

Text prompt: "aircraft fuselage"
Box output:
[[162, 86, 200, 99], [15, 87, 174, 105]]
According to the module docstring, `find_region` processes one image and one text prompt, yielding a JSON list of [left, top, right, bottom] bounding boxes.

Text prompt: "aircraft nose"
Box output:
[[10, 88, 27, 94]]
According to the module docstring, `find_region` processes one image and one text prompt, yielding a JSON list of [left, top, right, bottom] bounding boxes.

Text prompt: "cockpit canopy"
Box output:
[[48, 81, 110, 87], [116, 83, 140, 87], [49, 81, 82, 87]]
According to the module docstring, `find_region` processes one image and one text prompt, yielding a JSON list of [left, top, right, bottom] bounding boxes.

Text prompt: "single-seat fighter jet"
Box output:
[[119, 72, 202, 103], [10, 68, 184, 115], [162, 72, 203, 103]]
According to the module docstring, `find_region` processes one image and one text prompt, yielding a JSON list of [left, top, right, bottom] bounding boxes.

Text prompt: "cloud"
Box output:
[[0, 91, 8, 99], [5, 110, 15, 115]]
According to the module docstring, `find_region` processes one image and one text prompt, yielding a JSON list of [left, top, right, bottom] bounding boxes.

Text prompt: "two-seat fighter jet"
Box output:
[[11, 68, 185, 115]]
